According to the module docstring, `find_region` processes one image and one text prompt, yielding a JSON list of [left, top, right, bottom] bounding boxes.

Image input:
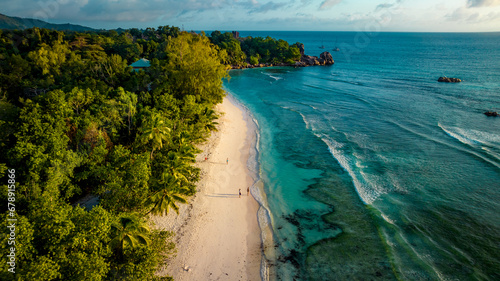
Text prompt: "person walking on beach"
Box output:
[[226, 158, 229, 165], [239, 189, 241, 198], [247, 187, 249, 196]]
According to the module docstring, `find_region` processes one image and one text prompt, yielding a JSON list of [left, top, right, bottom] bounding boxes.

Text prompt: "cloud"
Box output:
[[250, 1, 289, 13], [48, 0, 289, 22], [79, 0, 185, 22], [467, 0, 500, 7], [375, 3, 394, 11], [374, 0, 403, 11], [319, 0, 342, 10], [446, 6, 500, 23]]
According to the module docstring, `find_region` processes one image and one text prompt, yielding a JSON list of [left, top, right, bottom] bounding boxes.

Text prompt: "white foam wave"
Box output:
[[439, 124, 476, 146], [317, 134, 381, 204], [482, 147, 500, 162], [381, 214, 396, 225], [299, 112, 310, 130], [252, 117, 261, 150], [439, 124, 500, 160], [262, 71, 283, 81], [439, 124, 500, 146], [269, 75, 283, 81], [253, 181, 276, 281]]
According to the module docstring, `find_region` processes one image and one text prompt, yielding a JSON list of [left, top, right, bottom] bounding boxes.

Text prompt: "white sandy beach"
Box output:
[[152, 96, 262, 281]]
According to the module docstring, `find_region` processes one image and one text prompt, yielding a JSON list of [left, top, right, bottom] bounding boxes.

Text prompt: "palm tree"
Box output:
[[164, 150, 200, 191], [201, 106, 219, 132], [140, 113, 170, 159], [117, 88, 137, 136], [145, 172, 189, 216], [110, 214, 150, 258], [161, 132, 200, 191], [171, 131, 200, 162]]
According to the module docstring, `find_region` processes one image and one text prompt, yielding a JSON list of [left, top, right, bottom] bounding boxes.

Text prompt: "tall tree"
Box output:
[[67, 87, 93, 115], [139, 112, 170, 159], [110, 214, 150, 258], [116, 87, 138, 136], [145, 172, 188, 216], [162, 33, 228, 103]]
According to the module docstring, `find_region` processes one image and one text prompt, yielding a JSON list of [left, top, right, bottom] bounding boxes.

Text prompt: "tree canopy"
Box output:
[[209, 31, 301, 66]]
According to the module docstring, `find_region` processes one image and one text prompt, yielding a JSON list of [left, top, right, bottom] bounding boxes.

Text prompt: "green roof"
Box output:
[[130, 58, 150, 68]]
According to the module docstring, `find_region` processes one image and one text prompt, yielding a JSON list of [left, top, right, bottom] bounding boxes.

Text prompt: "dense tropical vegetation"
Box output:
[[209, 30, 302, 66], [0, 26, 226, 280]]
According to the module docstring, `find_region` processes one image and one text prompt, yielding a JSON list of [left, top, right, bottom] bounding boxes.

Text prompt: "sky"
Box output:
[[1, 0, 500, 32]]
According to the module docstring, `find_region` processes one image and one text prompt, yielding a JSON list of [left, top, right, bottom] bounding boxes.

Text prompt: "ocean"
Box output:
[[223, 31, 500, 280]]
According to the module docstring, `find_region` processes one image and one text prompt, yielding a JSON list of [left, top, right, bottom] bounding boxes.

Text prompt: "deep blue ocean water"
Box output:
[[223, 31, 500, 280]]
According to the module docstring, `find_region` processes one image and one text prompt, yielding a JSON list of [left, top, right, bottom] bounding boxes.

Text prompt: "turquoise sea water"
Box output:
[[223, 32, 500, 280]]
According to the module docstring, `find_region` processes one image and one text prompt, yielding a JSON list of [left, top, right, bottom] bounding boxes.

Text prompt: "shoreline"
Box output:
[[152, 96, 262, 280], [227, 95, 278, 281]]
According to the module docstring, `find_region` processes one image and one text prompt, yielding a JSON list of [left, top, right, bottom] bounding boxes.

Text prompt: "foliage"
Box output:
[[139, 111, 171, 159], [209, 31, 302, 65], [240, 36, 301, 64], [110, 213, 151, 257], [209, 31, 246, 66], [108, 229, 176, 281], [145, 172, 189, 215], [0, 204, 112, 280], [160, 33, 228, 103], [249, 55, 259, 65]]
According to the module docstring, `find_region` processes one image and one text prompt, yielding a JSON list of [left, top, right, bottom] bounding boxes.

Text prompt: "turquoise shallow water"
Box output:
[[224, 32, 500, 280]]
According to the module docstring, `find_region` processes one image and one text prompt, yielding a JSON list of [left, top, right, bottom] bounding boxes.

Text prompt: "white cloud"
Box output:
[[250, 1, 289, 13], [375, 3, 394, 11], [467, 0, 500, 7], [319, 0, 342, 10], [446, 6, 500, 23]]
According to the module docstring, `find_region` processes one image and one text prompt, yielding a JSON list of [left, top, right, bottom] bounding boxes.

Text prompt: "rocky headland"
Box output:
[[231, 43, 334, 69]]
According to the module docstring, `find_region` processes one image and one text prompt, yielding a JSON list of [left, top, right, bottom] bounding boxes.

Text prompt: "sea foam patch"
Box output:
[[317, 133, 382, 205]]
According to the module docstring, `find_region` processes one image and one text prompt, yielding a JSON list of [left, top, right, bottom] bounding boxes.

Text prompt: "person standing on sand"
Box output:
[[226, 158, 229, 165], [239, 189, 241, 198], [247, 187, 249, 196]]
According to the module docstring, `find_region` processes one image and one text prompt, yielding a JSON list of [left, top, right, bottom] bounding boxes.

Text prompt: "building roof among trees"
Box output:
[[130, 58, 150, 68]]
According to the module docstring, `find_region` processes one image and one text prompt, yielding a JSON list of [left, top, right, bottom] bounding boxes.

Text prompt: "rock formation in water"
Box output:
[[484, 111, 498, 117], [294, 51, 334, 67], [320, 51, 334, 65], [438, 77, 462, 82]]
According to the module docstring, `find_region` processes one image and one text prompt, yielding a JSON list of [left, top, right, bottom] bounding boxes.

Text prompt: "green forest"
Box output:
[[209, 31, 302, 66], [0, 26, 238, 280]]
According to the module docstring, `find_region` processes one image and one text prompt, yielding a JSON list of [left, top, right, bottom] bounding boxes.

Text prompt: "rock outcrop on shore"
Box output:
[[296, 43, 305, 56], [320, 52, 334, 64], [438, 77, 462, 83], [231, 42, 334, 69], [294, 52, 334, 67], [292, 42, 334, 66], [484, 111, 498, 117]]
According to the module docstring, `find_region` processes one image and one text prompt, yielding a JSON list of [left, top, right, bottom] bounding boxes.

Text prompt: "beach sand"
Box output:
[[152, 96, 262, 281]]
